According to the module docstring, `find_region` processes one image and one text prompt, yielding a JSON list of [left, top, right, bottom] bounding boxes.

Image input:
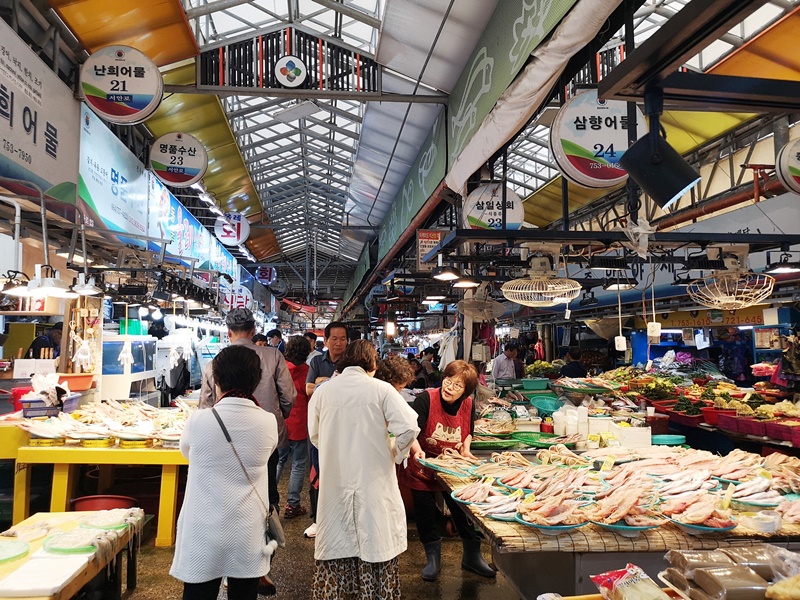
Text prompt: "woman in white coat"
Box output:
[[308, 339, 422, 600], [171, 345, 279, 600]]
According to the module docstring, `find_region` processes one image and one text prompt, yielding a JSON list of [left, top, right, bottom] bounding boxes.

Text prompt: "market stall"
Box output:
[[0, 509, 141, 599], [420, 445, 800, 600]]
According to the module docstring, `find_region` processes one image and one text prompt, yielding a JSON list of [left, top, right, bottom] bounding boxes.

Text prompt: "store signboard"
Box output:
[[633, 306, 764, 329], [417, 230, 443, 272], [214, 212, 250, 246], [78, 105, 149, 244], [221, 283, 253, 311], [550, 89, 643, 188], [461, 183, 524, 230], [776, 139, 800, 195], [148, 176, 237, 279], [0, 19, 79, 199], [80, 45, 163, 125], [149, 132, 208, 188], [255, 266, 277, 285]]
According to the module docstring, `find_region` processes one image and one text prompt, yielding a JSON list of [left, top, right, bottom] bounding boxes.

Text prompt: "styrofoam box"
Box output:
[[609, 422, 651, 448], [588, 417, 613, 435]]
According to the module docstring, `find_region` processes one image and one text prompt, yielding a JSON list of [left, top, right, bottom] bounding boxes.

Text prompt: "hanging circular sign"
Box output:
[[214, 213, 251, 246], [255, 267, 277, 286], [549, 89, 645, 189], [149, 132, 208, 188], [274, 55, 307, 88], [80, 45, 163, 124], [461, 183, 524, 230], [776, 140, 800, 195], [222, 284, 253, 311]]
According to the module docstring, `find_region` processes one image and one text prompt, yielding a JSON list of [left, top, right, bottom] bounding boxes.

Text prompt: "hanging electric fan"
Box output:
[[686, 249, 774, 310], [456, 283, 506, 320], [501, 249, 581, 307]]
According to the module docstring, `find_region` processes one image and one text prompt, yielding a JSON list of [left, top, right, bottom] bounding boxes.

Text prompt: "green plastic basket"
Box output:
[[529, 396, 563, 418], [522, 378, 549, 390], [470, 439, 520, 450], [511, 432, 575, 448]]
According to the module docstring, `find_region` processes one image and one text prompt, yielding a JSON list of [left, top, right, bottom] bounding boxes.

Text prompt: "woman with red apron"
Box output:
[[398, 360, 496, 582]]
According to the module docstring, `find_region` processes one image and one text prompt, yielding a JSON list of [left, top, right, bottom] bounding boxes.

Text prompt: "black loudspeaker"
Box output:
[[370, 305, 380, 319], [279, 301, 289, 312]]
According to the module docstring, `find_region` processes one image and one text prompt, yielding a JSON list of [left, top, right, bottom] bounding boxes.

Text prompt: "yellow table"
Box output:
[[0, 511, 137, 599], [0, 423, 30, 524], [15, 446, 187, 547]]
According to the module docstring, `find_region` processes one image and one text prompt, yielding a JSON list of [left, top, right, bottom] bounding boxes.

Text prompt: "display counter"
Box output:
[[437, 472, 800, 600], [13, 446, 186, 547], [0, 511, 138, 599]]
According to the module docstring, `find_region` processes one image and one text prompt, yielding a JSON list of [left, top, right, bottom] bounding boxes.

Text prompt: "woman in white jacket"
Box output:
[[309, 339, 422, 600], [171, 345, 278, 600]]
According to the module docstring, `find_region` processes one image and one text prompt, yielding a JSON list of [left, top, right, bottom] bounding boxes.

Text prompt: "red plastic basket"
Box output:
[[738, 418, 767, 437], [716, 413, 740, 432], [668, 410, 705, 428], [700, 407, 737, 427], [765, 420, 800, 442]]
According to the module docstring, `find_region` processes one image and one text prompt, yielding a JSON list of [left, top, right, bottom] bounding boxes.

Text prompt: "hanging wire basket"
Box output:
[[686, 271, 775, 310], [501, 276, 582, 307]]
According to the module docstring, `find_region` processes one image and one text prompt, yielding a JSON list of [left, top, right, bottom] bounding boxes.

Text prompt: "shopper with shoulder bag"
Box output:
[[171, 345, 280, 600]]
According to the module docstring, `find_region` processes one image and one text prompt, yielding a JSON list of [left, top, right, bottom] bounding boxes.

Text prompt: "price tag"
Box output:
[[565, 308, 571, 320], [755, 468, 772, 480], [721, 483, 736, 510], [601, 455, 616, 471], [89, 309, 99, 317], [79, 308, 89, 317], [522, 492, 537, 504], [509, 489, 524, 499], [645, 360, 653, 372]]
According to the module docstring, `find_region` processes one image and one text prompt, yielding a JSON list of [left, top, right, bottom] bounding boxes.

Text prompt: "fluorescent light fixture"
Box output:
[[453, 276, 480, 288], [579, 291, 599, 306], [273, 101, 321, 123], [73, 273, 102, 296], [738, 325, 754, 330], [588, 256, 629, 271], [422, 299, 439, 306], [432, 265, 461, 281], [660, 329, 683, 334], [765, 253, 800, 274], [603, 277, 637, 291], [425, 294, 446, 301]]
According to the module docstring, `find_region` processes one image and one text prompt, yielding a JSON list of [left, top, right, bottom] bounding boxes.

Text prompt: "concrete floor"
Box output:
[[126, 474, 522, 599]]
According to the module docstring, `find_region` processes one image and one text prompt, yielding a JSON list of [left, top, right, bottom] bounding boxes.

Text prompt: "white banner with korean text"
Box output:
[[0, 19, 79, 201]]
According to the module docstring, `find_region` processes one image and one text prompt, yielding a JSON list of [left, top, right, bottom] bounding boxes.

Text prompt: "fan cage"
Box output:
[[686, 271, 775, 310], [501, 276, 582, 307]]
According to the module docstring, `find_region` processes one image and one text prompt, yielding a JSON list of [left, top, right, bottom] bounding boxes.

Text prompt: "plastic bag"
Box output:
[[764, 544, 800, 581], [590, 563, 672, 600]]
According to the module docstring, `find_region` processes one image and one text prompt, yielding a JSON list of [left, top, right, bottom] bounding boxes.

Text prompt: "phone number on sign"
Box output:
[[2, 139, 32, 164], [669, 316, 764, 327]]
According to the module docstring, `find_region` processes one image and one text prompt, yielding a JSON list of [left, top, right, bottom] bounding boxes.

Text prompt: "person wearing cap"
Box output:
[[491, 341, 519, 381], [29, 322, 62, 358], [200, 308, 296, 509]]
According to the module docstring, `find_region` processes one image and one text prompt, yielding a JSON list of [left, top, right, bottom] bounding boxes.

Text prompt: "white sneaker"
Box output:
[[303, 522, 318, 538]]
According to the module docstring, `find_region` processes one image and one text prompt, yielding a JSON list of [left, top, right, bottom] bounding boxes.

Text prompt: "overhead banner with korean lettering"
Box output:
[[148, 175, 237, 279], [0, 19, 79, 202], [78, 104, 149, 245]]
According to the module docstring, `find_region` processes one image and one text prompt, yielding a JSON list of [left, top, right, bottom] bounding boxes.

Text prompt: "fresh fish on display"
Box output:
[[777, 499, 800, 523], [453, 479, 502, 504], [517, 491, 587, 526]]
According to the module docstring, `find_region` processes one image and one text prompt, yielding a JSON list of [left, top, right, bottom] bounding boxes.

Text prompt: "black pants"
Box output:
[[182, 577, 259, 600], [411, 488, 480, 545], [268, 450, 279, 507]]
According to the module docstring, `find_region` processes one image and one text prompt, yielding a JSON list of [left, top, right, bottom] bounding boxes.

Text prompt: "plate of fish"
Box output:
[[114, 431, 151, 441], [667, 517, 737, 535], [590, 519, 663, 538], [514, 514, 588, 536]]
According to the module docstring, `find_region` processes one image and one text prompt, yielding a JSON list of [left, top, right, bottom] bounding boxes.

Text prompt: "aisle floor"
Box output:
[[127, 475, 522, 599]]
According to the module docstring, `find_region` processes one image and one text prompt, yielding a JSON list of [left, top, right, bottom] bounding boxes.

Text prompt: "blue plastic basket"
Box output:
[[530, 397, 563, 418], [522, 378, 549, 390]]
